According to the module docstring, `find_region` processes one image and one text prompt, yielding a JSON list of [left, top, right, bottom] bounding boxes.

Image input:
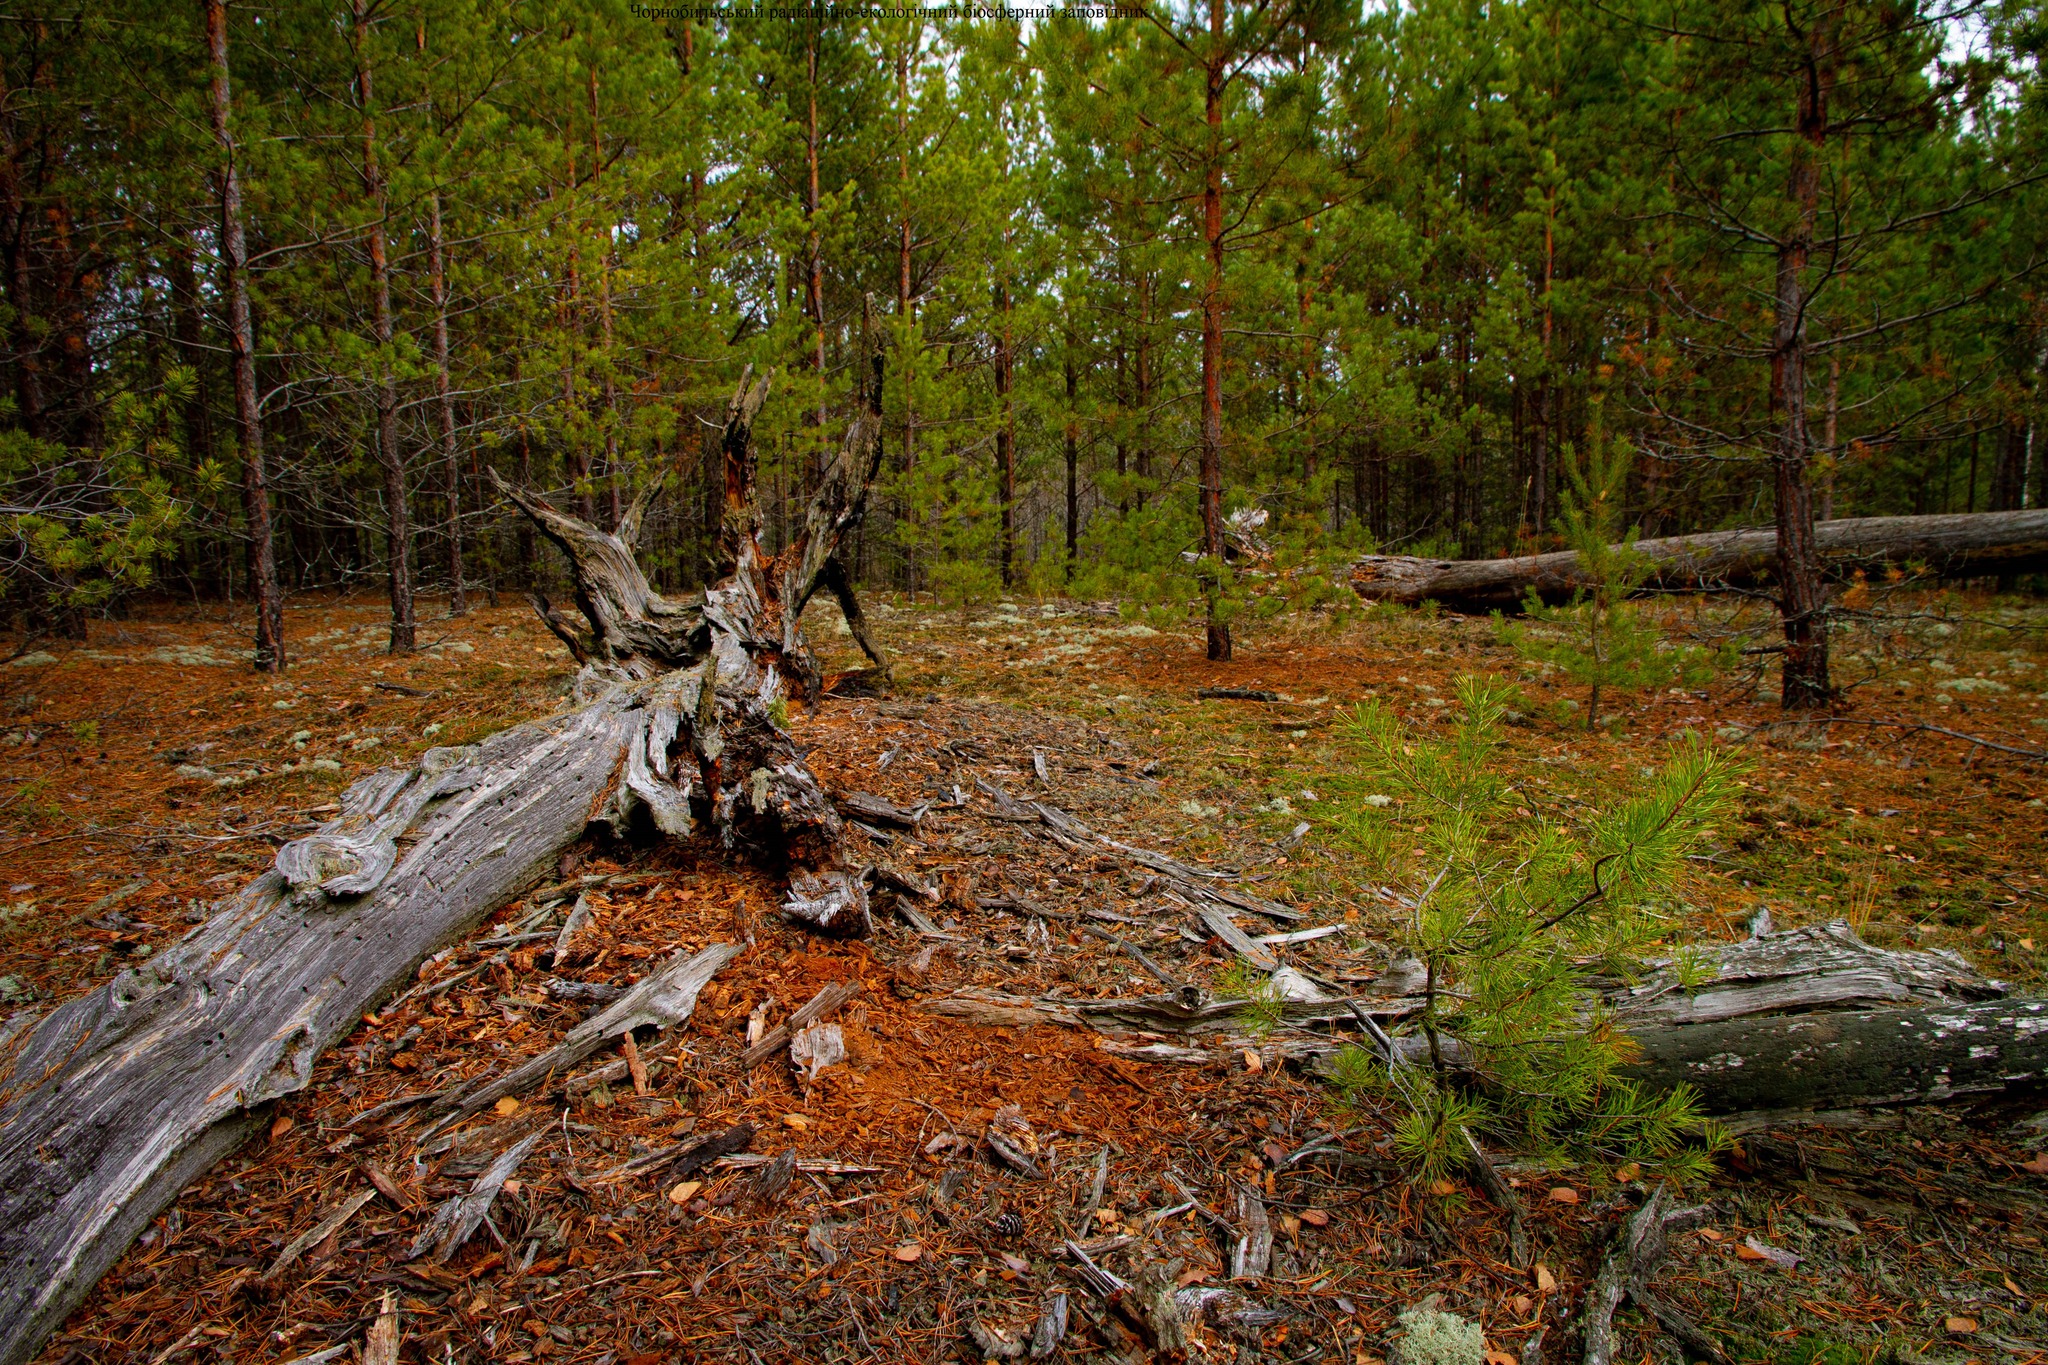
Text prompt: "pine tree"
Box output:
[[1499, 406, 1726, 729], [1325, 675, 1738, 1180]]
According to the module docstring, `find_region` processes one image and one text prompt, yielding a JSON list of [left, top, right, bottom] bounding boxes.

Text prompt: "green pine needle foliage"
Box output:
[[1216, 957, 1286, 1037], [1325, 675, 1739, 1184], [1, 384, 194, 617], [1498, 413, 1729, 729]]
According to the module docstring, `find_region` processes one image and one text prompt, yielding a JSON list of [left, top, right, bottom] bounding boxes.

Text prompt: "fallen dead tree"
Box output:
[[1348, 509, 2048, 612], [0, 332, 897, 1365], [925, 920, 2044, 1117]]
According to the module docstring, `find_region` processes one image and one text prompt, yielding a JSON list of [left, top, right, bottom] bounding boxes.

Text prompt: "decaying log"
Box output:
[[928, 921, 2045, 1119], [1606, 920, 2002, 1027], [1349, 509, 2048, 612], [0, 704, 636, 1364], [1611, 919, 2047, 1113], [0, 342, 897, 1365], [1622, 996, 2048, 1113]]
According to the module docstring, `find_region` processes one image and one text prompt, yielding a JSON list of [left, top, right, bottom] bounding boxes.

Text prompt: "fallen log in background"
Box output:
[[1348, 509, 2048, 612]]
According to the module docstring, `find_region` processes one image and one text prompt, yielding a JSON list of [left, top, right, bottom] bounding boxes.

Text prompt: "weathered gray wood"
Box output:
[[1606, 919, 2004, 1027], [928, 922, 2043, 1117], [1349, 509, 2048, 612], [972, 782, 1303, 923], [1197, 908, 1280, 972], [741, 978, 863, 1070], [1230, 1183, 1272, 1280], [840, 791, 925, 829], [264, 1187, 377, 1282], [927, 987, 1418, 1036], [0, 699, 638, 1365], [1580, 1185, 1712, 1365], [780, 869, 872, 937], [423, 942, 742, 1136], [0, 358, 895, 1365], [1621, 996, 2048, 1113], [407, 1131, 541, 1263]]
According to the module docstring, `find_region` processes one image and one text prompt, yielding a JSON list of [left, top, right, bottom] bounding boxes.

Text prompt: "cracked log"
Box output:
[[0, 330, 894, 1365], [928, 921, 2047, 1117], [1348, 509, 2048, 612], [1608, 920, 2048, 1114]]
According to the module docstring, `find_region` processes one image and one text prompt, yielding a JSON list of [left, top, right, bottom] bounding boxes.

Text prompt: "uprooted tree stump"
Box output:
[[0, 328, 895, 1365]]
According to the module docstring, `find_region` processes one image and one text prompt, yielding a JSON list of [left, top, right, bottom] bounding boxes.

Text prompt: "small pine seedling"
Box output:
[[1499, 409, 1726, 728], [1324, 674, 1739, 1183]]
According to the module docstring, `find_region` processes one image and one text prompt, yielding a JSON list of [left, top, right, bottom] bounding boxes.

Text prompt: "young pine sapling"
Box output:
[[1499, 414, 1725, 729], [1324, 676, 1738, 1183]]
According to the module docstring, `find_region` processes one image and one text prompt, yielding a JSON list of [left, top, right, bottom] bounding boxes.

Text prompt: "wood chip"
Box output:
[[789, 1022, 846, 1079], [622, 1032, 649, 1095], [406, 1132, 541, 1263], [742, 978, 862, 1070], [362, 1291, 400, 1365], [263, 1187, 376, 1282]]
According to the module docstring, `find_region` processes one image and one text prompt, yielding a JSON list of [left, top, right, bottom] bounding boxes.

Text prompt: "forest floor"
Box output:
[[3, 586, 2047, 1365]]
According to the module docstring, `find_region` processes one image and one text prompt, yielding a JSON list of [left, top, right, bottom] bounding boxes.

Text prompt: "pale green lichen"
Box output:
[[1390, 1307, 1484, 1365]]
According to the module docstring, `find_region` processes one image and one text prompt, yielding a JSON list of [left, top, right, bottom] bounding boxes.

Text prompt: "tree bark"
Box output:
[[430, 192, 465, 615], [1772, 12, 1836, 709], [204, 0, 284, 673], [1622, 997, 2048, 1115], [996, 277, 1015, 590], [1346, 509, 2048, 612], [1200, 0, 1230, 662], [356, 0, 413, 654], [0, 357, 891, 1365], [1065, 321, 1079, 570]]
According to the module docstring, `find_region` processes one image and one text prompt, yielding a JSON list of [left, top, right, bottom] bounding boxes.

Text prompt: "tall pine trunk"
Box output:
[[1534, 184, 1555, 537], [1065, 322, 1079, 570], [1200, 0, 1230, 661], [357, 0, 413, 654], [204, 0, 284, 673], [995, 277, 1015, 589], [430, 193, 465, 615], [805, 28, 826, 460], [1772, 16, 1833, 709], [895, 39, 916, 594]]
